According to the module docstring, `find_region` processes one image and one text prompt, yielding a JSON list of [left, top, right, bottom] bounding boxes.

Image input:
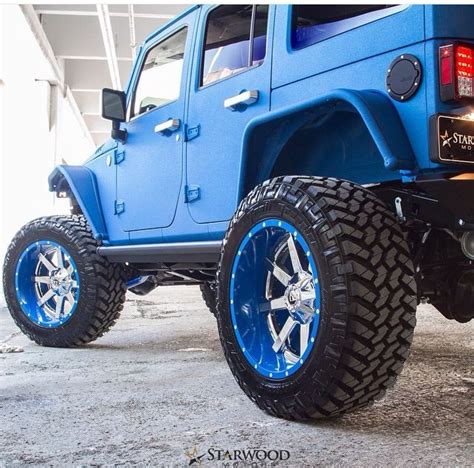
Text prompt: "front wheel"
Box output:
[[3, 215, 126, 347], [216, 176, 417, 420]]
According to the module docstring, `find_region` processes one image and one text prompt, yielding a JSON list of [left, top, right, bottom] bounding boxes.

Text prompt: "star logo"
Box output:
[[441, 129, 453, 148], [184, 447, 205, 466]]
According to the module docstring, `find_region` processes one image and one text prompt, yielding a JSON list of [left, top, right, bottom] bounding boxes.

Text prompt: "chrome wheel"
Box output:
[[230, 219, 321, 379], [15, 241, 80, 328]]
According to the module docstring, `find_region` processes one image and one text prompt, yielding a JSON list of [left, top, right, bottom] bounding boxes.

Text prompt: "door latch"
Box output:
[[114, 150, 125, 165], [184, 124, 200, 142], [114, 200, 125, 215], [185, 185, 200, 203]]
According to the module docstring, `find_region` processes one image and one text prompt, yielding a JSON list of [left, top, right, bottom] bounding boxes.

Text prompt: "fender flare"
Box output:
[[239, 89, 417, 196], [48, 165, 108, 241]]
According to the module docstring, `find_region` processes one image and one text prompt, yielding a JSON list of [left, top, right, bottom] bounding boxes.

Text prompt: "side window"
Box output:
[[201, 5, 269, 87], [291, 5, 404, 50], [132, 27, 187, 118]]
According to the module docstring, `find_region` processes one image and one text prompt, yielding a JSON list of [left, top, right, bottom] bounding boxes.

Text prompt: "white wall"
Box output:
[[0, 5, 95, 301]]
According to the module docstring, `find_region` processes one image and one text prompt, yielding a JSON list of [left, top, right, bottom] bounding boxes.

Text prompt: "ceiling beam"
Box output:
[[96, 4, 121, 90], [57, 55, 133, 62], [35, 9, 174, 20], [71, 89, 102, 93], [128, 5, 137, 58]]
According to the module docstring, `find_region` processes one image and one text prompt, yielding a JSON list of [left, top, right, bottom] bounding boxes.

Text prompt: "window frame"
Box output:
[[198, 4, 269, 90], [128, 25, 189, 121], [290, 4, 408, 51]]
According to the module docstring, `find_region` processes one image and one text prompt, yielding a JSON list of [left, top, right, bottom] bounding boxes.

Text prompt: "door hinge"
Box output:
[[114, 150, 125, 165], [114, 199, 125, 215], [184, 185, 200, 203], [184, 124, 200, 142]]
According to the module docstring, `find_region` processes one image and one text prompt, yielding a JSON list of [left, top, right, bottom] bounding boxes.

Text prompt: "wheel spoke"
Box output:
[[284, 349, 298, 365], [301, 289, 316, 302], [71, 280, 79, 289], [259, 296, 287, 313], [299, 303, 314, 316], [37, 288, 55, 306], [38, 253, 55, 272], [67, 265, 75, 275], [272, 317, 297, 352], [65, 292, 75, 306], [54, 247, 65, 269], [300, 323, 310, 355], [55, 295, 65, 316], [266, 258, 291, 287], [34, 276, 50, 285], [287, 234, 303, 274]]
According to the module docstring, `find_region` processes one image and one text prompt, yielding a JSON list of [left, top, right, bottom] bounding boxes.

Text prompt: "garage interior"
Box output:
[[0, 4, 472, 466]]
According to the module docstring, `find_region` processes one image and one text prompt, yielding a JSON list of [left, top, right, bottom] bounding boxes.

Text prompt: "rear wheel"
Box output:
[[217, 176, 417, 420], [3, 215, 126, 347]]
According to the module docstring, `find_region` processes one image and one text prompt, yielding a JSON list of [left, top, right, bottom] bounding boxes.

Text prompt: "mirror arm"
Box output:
[[112, 121, 127, 143]]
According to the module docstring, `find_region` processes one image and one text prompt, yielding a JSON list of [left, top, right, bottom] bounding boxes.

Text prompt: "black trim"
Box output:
[[375, 176, 474, 229], [97, 240, 222, 264]]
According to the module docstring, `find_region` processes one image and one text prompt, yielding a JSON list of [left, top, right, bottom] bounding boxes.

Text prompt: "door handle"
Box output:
[[154, 118, 180, 134], [224, 90, 259, 111]]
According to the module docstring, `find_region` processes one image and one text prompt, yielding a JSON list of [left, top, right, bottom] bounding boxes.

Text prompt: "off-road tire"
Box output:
[[200, 282, 217, 317], [3, 215, 126, 347], [216, 176, 417, 420]]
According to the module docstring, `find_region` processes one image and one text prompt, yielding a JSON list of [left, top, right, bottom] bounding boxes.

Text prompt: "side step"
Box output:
[[97, 240, 222, 264]]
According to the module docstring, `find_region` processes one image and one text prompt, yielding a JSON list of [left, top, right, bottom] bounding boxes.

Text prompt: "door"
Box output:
[[186, 5, 272, 224], [116, 11, 196, 232]]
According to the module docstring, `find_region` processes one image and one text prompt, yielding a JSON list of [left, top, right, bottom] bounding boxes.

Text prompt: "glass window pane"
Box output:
[[133, 27, 187, 117], [291, 5, 399, 50], [252, 5, 269, 66], [201, 5, 253, 86]]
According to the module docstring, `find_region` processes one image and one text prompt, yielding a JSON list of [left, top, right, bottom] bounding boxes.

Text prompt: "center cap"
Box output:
[[50, 268, 72, 296], [284, 273, 316, 324], [285, 284, 302, 312]]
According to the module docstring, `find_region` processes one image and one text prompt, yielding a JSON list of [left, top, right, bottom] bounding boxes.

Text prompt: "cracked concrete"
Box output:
[[0, 286, 472, 466]]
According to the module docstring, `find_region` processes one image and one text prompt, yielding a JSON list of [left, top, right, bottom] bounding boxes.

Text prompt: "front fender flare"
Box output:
[[48, 165, 108, 241], [239, 89, 417, 197]]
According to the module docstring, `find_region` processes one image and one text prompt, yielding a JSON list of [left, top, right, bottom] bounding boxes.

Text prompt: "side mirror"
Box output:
[[101, 88, 127, 142], [102, 88, 126, 122]]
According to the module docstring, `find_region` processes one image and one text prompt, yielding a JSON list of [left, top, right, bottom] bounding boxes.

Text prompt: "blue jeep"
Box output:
[[4, 4, 474, 420]]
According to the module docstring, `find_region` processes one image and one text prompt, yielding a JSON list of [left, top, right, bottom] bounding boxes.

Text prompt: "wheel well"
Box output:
[[270, 110, 392, 184], [48, 165, 109, 241], [52, 179, 82, 214], [242, 107, 396, 197], [239, 90, 416, 198]]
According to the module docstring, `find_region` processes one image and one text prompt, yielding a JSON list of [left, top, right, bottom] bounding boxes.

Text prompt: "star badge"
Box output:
[[441, 129, 453, 148]]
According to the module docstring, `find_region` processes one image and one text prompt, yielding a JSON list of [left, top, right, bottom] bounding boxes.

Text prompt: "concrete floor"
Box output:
[[0, 286, 472, 466]]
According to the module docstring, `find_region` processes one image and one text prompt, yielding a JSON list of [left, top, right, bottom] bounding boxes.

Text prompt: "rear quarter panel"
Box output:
[[271, 5, 428, 174]]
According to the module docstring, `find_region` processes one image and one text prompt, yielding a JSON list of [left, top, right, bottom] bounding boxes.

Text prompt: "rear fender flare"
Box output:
[[239, 89, 417, 197]]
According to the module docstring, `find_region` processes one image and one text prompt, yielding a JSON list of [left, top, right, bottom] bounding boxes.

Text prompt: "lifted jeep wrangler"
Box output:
[[4, 4, 474, 420]]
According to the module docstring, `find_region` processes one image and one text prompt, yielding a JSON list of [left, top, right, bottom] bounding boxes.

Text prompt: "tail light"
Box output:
[[439, 42, 474, 102]]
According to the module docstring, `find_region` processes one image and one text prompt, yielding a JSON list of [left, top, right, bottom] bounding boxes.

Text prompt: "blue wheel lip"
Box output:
[[14, 240, 80, 328], [230, 218, 321, 380]]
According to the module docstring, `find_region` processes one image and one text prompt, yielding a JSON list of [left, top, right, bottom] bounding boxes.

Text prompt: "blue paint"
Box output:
[[48, 165, 109, 241], [230, 219, 321, 379], [15, 241, 80, 328], [47, 5, 474, 249], [126, 276, 150, 289]]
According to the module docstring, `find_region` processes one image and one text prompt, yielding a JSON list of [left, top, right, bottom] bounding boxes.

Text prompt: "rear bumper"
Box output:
[[377, 174, 474, 229]]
